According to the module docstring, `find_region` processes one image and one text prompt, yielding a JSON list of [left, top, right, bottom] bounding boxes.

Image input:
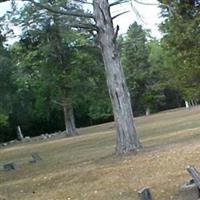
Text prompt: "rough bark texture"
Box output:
[[93, 0, 142, 154], [63, 105, 77, 137]]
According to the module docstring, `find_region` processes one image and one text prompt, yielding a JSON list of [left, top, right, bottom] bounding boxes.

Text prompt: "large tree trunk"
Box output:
[[93, 0, 142, 154], [63, 105, 77, 136]]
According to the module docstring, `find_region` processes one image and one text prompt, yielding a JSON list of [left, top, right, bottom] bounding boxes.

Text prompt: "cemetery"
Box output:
[[1, 107, 200, 199], [0, 0, 200, 199]]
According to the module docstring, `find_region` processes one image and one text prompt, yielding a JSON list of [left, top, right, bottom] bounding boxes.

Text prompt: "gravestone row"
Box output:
[[2, 152, 42, 171], [0, 130, 63, 148]]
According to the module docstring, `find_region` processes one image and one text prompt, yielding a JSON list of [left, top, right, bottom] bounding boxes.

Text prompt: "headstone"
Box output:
[[17, 126, 24, 141], [138, 187, 153, 200], [179, 181, 199, 200], [46, 134, 51, 139], [3, 162, 17, 171], [8, 140, 17, 145], [185, 101, 190, 109], [2, 143, 7, 147], [24, 136, 31, 142], [41, 134, 47, 140], [186, 165, 200, 188], [51, 133, 58, 137], [178, 165, 200, 200], [29, 152, 42, 163]]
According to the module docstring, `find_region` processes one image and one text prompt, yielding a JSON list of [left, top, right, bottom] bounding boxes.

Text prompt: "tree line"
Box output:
[[0, 0, 199, 153]]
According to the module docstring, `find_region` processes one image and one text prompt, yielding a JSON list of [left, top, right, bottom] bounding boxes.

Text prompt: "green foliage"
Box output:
[[2, 0, 199, 142], [0, 30, 16, 141], [0, 113, 8, 126], [120, 22, 151, 114], [0, 1, 112, 142], [160, 1, 200, 101], [120, 22, 169, 114], [119, 22, 184, 114]]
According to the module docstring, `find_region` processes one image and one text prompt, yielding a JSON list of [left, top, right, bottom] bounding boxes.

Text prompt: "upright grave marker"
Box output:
[[17, 126, 24, 141], [29, 152, 42, 163]]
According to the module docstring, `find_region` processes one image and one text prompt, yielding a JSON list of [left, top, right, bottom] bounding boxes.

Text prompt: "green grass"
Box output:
[[1, 106, 200, 200]]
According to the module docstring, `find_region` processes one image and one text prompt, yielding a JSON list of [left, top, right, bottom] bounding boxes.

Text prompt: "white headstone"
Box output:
[[185, 101, 190, 109], [17, 126, 24, 140]]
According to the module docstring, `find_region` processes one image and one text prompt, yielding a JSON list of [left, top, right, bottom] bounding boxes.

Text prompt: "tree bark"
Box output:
[[63, 105, 77, 136], [93, 0, 142, 154]]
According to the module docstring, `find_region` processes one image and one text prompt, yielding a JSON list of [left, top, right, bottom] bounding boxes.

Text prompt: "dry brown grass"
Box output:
[[1, 106, 200, 200]]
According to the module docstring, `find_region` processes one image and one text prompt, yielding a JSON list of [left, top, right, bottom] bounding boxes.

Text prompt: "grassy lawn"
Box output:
[[1, 106, 200, 200]]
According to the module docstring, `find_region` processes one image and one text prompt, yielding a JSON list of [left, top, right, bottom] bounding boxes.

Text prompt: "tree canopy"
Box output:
[[159, 0, 200, 103]]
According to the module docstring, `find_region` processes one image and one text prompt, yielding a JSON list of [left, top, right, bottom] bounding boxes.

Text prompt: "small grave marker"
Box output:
[[138, 187, 153, 200], [17, 126, 24, 141], [3, 162, 17, 171], [179, 181, 199, 200], [29, 152, 42, 163], [2, 143, 7, 147], [187, 165, 200, 188], [177, 165, 200, 200]]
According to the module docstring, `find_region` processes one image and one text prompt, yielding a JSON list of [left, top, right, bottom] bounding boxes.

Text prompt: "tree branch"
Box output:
[[130, 1, 145, 24], [52, 100, 64, 107], [109, 0, 130, 7], [65, 23, 98, 31], [27, 0, 94, 18], [71, 0, 93, 5], [133, 0, 159, 6], [112, 10, 129, 20], [113, 25, 119, 43]]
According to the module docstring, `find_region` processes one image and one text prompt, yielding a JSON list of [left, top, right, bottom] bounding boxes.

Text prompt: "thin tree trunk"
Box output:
[[191, 99, 195, 107], [93, 0, 142, 154], [194, 98, 198, 106], [63, 105, 77, 136]]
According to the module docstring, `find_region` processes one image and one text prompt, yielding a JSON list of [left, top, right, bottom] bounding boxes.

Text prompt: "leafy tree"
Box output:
[[0, 29, 17, 141], [120, 23, 184, 115], [10, 2, 93, 136], [120, 22, 155, 115], [1, 0, 143, 154], [9, 2, 111, 138], [159, 0, 200, 104], [148, 40, 184, 110]]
